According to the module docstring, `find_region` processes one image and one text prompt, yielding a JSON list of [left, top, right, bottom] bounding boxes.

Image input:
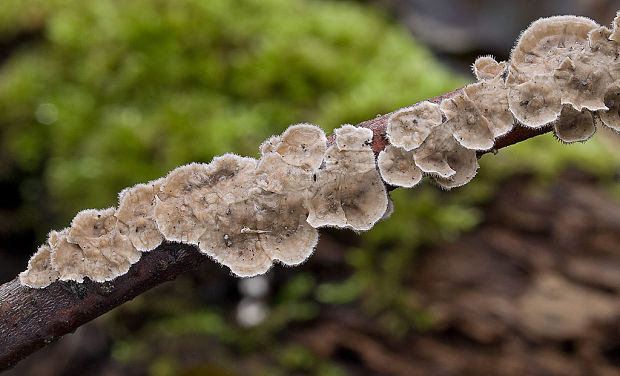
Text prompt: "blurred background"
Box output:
[[1, 0, 620, 375]]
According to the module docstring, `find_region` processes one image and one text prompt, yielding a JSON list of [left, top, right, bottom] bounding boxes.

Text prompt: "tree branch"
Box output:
[[0, 86, 553, 371]]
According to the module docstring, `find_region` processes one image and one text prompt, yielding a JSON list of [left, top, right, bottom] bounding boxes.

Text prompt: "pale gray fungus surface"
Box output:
[[19, 244, 59, 288], [66, 208, 141, 282], [377, 145, 423, 188], [20, 12, 620, 288], [117, 178, 164, 252], [508, 78, 562, 128], [553, 106, 596, 143], [472, 56, 506, 81], [307, 125, 388, 231], [386, 102, 443, 151]]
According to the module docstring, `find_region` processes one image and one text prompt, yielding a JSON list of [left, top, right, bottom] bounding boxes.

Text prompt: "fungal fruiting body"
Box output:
[[20, 12, 620, 288]]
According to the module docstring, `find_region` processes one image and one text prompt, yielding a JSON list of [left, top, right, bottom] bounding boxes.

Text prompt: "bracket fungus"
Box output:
[[18, 244, 59, 288], [274, 123, 327, 170], [386, 101, 443, 151], [472, 55, 506, 81], [307, 125, 388, 231], [19, 11, 620, 288], [117, 178, 164, 252], [553, 106, 596, 143], [377, 145, 423, 188], [65, 208, 141, 282], [440, 92, 495, 150], [599, 85, 620, 131], [508, 78, 562, 128], [413, 125, 480, 190], [508, 16, 599, 85]]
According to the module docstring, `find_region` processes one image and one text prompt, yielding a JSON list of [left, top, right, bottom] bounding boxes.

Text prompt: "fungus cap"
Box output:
[[464, 79, 514, 139], [307, 126, 388, 231], [553, 56, 608, 111], [386, 101, 443, 151], [599, 85, 620, 132], [432, 147, 479, 189], [334, 124, 374, 151], [154, 155, 258, 244], [49, 229, 89, 283], [67, 208, 141, 282], [553, 106, 596, 143], [117, 178, 164, 252], [256, 152, 314, 194], [260, 135, 282, 156], [252, 152, 319, 265], [508, 15, 599, 84], [413, 125, 477, 184], [275, 123, 327, 170], [253, 191, 318, 266], [377, 145, 423, 188], [508, 77, 562, 128], [440, 92, 495, 150], [472, 56, 506, 80], [19, 244, 59, 288]]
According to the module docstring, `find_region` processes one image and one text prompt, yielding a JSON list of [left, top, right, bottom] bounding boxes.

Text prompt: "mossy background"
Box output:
[[1, 0, 619, 375]]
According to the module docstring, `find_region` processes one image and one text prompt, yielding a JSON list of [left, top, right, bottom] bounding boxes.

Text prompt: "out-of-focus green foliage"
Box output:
[[0, 0, 464, 235]]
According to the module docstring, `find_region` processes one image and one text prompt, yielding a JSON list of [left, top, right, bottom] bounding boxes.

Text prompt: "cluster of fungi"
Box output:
[[20, 14, 620, 288]]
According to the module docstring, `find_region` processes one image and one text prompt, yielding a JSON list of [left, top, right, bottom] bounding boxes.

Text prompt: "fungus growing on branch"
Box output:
[[440, 92, 495, 150], [599, 86, 620, 131], [117, 178, 164, 252], [18, 244, 59, 288], [307, 125, 388, 231], [65, 208, 141, 282], [508, 78, 562, 128], [377, 145, 423, 188], [472, 56, 506, 81], [18, 11, 620, 288], [553, 106, 596, 143], [386, 102, 443, 151]]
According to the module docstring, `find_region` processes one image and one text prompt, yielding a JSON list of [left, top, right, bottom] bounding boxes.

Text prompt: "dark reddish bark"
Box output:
[[0, 242, 207, 370], [0, 87, 553, 371]]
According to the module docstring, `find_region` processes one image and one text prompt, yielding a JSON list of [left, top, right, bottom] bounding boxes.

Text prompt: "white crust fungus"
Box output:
[[553, 106, 596, 143], [386, 102, 443, 151], [464, 79, 514, 138], [65, 208, 141, 282], [440, 92, 495, 150], [154, 154, 276, 276], [117, 178, 164, 251], [307, 125, 388, 231], [508, 78, 562, 128], [22, 12, 620, 288], [276, 123, 327, 170], [154, 155, 258, 244], [599, 86, 620, 131], [610, 11, 620, 42], [508, 16, 598, 85], [19, 244, 59, 288], [377, 145, 422, 188], [413, 126, 478, 187], [472, 56, 506, 81]]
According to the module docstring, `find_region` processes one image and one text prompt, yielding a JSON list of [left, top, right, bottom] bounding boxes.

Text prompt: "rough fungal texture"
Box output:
[[20, 13, 620, 288]]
